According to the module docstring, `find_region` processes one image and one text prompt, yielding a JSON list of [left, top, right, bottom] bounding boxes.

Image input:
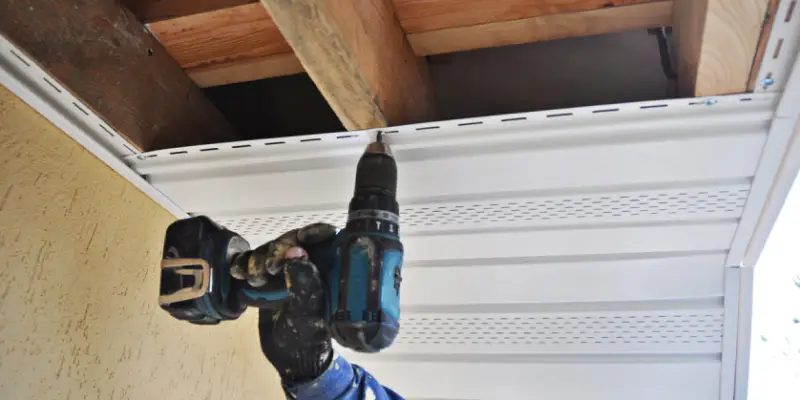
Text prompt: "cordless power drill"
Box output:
[[157, 134, 403, 353]]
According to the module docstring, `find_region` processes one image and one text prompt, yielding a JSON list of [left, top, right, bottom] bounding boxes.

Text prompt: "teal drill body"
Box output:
[[328, 135, 403, 352]]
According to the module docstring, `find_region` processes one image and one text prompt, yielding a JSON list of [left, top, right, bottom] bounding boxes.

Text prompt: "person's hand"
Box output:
[[233, 223, 338, 383]]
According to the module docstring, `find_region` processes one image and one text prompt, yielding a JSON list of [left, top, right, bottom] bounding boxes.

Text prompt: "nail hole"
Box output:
[[547, 112, 573, 118], [99, 124, 115, 137], [264, 141, 285, 146], [200, 148, 219, 152], [773, 38, 784, 59], [457, 121, 483, 126], [10, 50, 30, 67], [300, 138, 321, 142], [786, 1, 796, 22], [232, 144, 251, 148], [42, 77, 62, 93], [72, 102, 89, 115], [170, 151, 188, 155], [592, 108, 619, 114], [416, 126, 440, 131], [147, 48, 154, 56], [640, 104, 667, 109], [501, 117, 527, 122]]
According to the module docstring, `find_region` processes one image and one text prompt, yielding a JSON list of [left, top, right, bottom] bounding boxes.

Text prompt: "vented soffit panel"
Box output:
[[127, 89, 800, 399]]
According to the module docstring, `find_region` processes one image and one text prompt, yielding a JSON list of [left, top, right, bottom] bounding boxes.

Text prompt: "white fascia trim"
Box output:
[[727, 51, 800, 269]]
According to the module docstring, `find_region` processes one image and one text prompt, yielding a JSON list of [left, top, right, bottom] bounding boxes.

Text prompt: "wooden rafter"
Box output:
[[147, 4, 290, 69], [259, 0, 437, 130], [188, 53, 303, 88], [393, 0, 668, 33], [0, 0, 238, 151], [408, 2, 674, 56], [146, 3, 301, 87], [674, 0, 771, 97]]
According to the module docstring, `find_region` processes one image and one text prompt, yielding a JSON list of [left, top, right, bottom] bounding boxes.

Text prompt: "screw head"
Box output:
[[704, 98, 718, 106], [761, 77, 775, 88]]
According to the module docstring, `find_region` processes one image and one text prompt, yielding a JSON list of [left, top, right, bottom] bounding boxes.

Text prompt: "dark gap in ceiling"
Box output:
[[203, 73, 343, 141], [428, 30, 674, 120], [203, 30, 673, 141]]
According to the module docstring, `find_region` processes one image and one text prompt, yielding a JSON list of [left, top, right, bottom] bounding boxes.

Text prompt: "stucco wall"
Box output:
[[0, 85, 281, 399]]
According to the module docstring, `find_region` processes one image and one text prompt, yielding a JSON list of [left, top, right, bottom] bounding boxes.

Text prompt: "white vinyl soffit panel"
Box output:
[[127, 91, 800, 399]]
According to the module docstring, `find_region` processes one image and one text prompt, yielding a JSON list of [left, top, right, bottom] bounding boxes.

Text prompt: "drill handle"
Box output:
[[235, 276, 290, 309]]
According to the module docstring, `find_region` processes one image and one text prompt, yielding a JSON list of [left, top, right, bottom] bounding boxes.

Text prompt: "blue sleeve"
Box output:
[[282, 352, 402, 400]]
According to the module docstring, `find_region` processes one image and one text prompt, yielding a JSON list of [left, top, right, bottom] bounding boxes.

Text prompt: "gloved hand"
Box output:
[[232, 223, 338, 384]]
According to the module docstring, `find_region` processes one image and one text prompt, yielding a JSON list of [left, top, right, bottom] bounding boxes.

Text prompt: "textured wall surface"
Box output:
[[0, 85, 281, 399]]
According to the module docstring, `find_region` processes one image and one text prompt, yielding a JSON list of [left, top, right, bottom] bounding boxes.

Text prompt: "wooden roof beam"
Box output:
[[409, 1, 673, 56], [259, 0, 437, 130], [395, 0, 668, 33], [0, 0, 239, 151], [146, 3, 302, 88], [673, 0, 771, 97]]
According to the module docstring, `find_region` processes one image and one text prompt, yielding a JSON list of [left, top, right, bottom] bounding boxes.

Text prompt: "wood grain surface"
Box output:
[[673, 0, 708, 96], [408, 2, 674, 55], [0, 0, 238, 151], [260, 0, 436, 129], [394, 0, 669, 33], [188, 53, 305, 88], [144, 0, 672, 87], [0, 86, 281, 399], [147, 3, 292, 69], [674, 0, 770, 96]]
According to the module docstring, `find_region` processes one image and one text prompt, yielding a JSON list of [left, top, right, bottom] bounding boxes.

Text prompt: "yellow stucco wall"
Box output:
[[0, 85, 281, 399]]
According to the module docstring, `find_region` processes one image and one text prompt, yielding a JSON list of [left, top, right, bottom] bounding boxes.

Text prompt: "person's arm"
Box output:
[[236, 224, 402, 400], [282, 352, 402, 400]]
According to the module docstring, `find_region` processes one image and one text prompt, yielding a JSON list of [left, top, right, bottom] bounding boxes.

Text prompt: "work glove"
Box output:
[[233, 223, 338, 384]]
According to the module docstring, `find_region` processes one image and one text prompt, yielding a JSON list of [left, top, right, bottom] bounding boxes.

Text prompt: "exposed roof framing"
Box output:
[[146, 3, 303, 88], [146, 0, 672, 87], [673, 0, 771, 96], [406, 1, 673, 55], [2, 0, 779, 144], [0, 0, 239, 151], [259, 0, 437, 129]]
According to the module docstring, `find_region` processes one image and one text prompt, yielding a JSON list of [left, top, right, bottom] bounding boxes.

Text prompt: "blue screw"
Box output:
[[761, 77, 775, 88], [704, 98, 718, 106]]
